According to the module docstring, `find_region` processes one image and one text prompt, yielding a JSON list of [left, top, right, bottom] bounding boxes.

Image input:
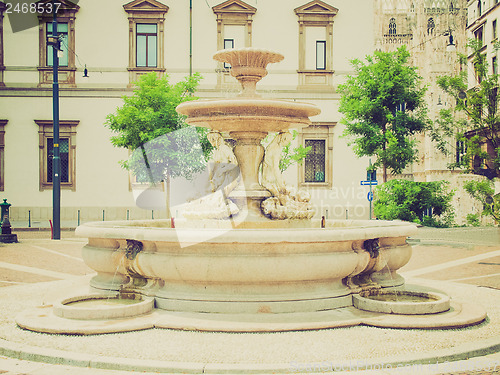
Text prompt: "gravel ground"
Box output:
[[0, 278, 499, 365]]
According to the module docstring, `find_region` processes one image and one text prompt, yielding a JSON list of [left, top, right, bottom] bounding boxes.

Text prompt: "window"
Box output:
[[46, 138, 69, 183], [298, 123, 334, 188], [46, 22, 68, 67], [493, 19, 497, 40], [35, 120, 79, 191], [224, 39, 234, 49], [223, 38, 234, 68], [493, 56, 498, 75], [123, 0, 169, 84], [316, 41, 326, 70], [212, 0, 256, 50], [136, 24, 157, 68], [475, 26, 484, 46], [389, 18, 397, 35], [427, 18, 435, 35], [37, 0, 79, 86], [294, 1, 338, 89], [305, 140, 326, 183], [478, 0, 482, 16], [456, 139, 466, 165], [213, 0, 256, 88]]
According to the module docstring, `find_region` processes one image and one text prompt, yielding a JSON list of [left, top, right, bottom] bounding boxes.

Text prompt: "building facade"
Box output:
[[0, 0, 377, 225], [373, 0, 498, 225]]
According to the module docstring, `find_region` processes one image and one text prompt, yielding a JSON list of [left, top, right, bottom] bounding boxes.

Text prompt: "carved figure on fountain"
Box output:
[[183, 131, 240, 219], [261, 132, 314, 219]]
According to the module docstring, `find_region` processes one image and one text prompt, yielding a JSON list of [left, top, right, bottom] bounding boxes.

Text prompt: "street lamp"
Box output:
[[46, 1, 61, 240], [444, 30, 456, 52]]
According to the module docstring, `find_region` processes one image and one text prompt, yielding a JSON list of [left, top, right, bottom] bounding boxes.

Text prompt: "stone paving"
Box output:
[[0, 226, 498, 374]]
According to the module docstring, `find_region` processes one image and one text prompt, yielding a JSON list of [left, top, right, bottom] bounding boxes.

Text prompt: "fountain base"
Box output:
[[15, 280, 486, 335]]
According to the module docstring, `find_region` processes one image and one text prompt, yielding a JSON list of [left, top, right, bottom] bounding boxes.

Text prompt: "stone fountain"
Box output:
[[16, 48, 486, 334]]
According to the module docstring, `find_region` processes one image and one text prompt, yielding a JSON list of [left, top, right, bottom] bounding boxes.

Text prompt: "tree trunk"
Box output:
[[383, 163, 387, 183]]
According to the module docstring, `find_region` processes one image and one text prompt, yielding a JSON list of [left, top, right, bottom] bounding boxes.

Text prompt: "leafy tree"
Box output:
[[105, 72, 211, 214], [338, 46, 429, 182], [435, 39, 500, 179], [374, 179, 455, 227], [463, 179, 499, 223]]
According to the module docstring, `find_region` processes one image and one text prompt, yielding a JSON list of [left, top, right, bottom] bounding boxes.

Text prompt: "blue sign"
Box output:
[[367, 191, 374, 202], [360, 180, 378, 186]]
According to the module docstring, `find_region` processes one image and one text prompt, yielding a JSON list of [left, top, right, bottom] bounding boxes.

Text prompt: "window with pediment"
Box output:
[[294, 0, 338, 90], [123, 0, 169, 85], [212, 0, 256, 88], [37, 0, 79, 87]]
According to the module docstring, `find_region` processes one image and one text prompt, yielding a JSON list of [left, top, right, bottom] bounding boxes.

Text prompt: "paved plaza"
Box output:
[[0, 226, 498, 374]]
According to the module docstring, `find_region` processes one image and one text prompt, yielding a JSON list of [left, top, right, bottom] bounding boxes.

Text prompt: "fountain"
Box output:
[[16, 48, 486, 334]]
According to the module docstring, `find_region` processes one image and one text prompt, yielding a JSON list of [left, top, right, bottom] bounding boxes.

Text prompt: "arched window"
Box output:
[[427, 18, 435, 35], [389, 18, 397, 35]]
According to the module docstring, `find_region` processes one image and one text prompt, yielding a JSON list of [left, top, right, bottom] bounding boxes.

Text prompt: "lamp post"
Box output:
[[47, 1, 61, 240]]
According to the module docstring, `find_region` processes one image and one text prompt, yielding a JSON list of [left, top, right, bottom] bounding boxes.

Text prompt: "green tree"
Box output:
[[105, 72, 210, 214], [435, 39, 500, 179], [338, 46, 429, 182], [374, 179, 455, 227], [463, 179, 500, 224]]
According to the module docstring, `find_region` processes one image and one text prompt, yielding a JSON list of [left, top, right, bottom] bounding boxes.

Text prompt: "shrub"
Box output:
[[374, 179, 455, 227]]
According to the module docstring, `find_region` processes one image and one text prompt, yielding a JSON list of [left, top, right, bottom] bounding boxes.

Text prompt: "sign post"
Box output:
[[360, 160, 378, 220]]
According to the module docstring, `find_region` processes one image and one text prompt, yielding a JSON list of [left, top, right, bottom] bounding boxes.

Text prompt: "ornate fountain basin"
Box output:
[[76, 219, 417, 314], [176, 98, 321, 133]]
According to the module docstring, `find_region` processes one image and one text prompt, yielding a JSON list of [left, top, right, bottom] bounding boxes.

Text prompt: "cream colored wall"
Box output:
[[1, 0, 376, 222], [1, 95, 132, 206]]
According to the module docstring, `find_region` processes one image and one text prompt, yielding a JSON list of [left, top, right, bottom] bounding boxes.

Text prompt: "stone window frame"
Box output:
[[0, 120, 6, 191], [123, 0, 169, 85], [298, 122, 335, 189], [35, 120, 79, 191], [294, 0, 338, 91], [37, 0, 79, 87], [212, 0, 256, 88], [0, 2, 5, 87]]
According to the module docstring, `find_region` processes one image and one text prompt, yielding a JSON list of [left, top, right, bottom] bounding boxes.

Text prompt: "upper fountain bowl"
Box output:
[[213, 48, 284, 90], [177, 48, 320, 134]]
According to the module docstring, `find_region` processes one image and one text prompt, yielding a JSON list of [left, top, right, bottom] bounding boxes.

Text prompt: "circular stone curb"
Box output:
[[1, 334, 500, 374], [53, 293, 154, 320], [353, 290, 451, 315]]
